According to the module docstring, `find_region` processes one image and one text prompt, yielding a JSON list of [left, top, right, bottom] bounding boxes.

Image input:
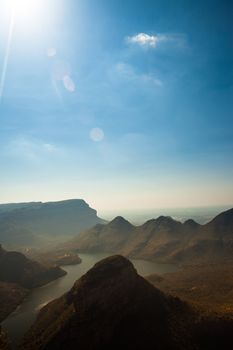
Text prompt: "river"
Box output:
[[2, 253, 178, 348]]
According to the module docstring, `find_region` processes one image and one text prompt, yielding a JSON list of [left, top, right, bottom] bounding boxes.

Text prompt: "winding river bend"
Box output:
[[2, 253, 178, 349]]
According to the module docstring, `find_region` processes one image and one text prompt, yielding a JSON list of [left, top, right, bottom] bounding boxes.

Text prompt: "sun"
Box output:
[[9, 0, 43, 20]]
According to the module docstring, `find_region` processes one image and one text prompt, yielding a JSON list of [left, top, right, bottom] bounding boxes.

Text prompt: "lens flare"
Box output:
[[0, 0, 48, 101], [90, 128, 105, 142], [0, 11, 15, 101]]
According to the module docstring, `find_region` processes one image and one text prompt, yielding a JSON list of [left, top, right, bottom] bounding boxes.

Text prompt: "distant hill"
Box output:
[[0, 245, 66, 289], [0, 244, 66, 322], [0, 199, 105, 248], [21, 255, 233, 350], [64, 208, 233, 264]]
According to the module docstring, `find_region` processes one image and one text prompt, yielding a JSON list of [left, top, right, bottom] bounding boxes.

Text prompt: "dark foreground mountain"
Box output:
[[21, 255, 233, 350], [0, 199, 104, 249], [0, 245, 66, 322], [0, 326, 10, 350], [66, 208, 233, 264]]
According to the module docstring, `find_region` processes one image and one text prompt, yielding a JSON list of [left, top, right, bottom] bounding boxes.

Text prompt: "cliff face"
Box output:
[[0, 199, 105, 248]]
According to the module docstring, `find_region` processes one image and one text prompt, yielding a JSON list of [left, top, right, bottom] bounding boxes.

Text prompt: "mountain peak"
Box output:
[[143, 216, 179, 228], [156, 216, 177, 224], [184, 219, 200, 228], [74, 255, 136, 286], [67, 256, 138, 304], [108, 216, 133, 229], [91, 254, 134, 271], [203, 207, 233, 239], [209, 207, 233, 225], [66, 254, 168, 319]]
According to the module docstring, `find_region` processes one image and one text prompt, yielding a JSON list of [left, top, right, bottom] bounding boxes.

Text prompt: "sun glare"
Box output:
[[8, 0, 44, 20]]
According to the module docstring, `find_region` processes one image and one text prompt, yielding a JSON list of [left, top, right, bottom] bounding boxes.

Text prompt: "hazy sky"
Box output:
[[0, 0, 232, 212]]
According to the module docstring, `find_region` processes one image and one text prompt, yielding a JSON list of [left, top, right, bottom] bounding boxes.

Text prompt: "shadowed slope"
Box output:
[[0, 245, 66, 289]]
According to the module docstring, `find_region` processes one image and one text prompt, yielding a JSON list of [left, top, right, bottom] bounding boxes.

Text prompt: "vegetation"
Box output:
[[147, 263, 233, 317]]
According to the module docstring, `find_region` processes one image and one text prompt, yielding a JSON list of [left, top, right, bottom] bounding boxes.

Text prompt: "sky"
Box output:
[[0, 0, 232, 214]]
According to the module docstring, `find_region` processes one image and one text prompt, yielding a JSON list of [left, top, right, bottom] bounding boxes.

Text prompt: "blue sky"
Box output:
[[0, 0, 232, 213]]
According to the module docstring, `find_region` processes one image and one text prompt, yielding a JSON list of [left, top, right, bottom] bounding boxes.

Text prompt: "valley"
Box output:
[[0, 200, 233, 349]]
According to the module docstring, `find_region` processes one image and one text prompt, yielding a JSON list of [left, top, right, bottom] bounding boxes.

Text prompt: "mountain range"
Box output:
[[21, 255, 233, 350], [64, 208, 233, 264], [0, 199, 104, 248]]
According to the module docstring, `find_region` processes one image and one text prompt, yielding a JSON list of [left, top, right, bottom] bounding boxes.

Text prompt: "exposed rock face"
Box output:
[[68, 208, 233, 264], [0, 245, 66, 289], [0, 199, 105, 248]]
